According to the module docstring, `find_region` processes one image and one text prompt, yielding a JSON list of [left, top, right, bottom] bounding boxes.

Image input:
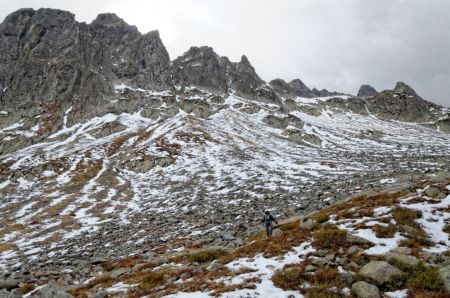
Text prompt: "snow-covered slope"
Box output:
[[1, 88, 449, 276]]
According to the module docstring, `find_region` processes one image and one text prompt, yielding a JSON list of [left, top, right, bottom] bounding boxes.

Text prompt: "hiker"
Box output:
[[261, 210, 278, 237]]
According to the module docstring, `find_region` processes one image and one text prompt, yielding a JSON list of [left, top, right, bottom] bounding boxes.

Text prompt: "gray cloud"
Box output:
[[1, 0, 449, 106]]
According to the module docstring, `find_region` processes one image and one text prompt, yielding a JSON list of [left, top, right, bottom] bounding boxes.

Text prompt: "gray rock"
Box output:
[[359, 261, 402, 285], [305, 265, 317, 272], [348, 245, 363, 255], [302, 133, 321, 146], [0, 279, 17, 291], [0, 8, 173, 153], [366, 82, 437, 122], [351, 281, 380, 298], [346, 234, 373, 245], [439, 265, 450, 293], [425, 186, 441, 198], [262, 115, 289, 129], [346, 261, 360, 272], [269, 78, 314, 98], [385, 252, 419, 267], [272, 229, 282, 238], [299, 218, 317, 230], [26, 280, 74, 298], [391, 247, 412, 255], [90, 257, 108, 265], [327, 96, 369, 115], [281, 129, 302, 142], [110, 267, 131, 278], [357, 85, 378, 98], [437, 117, 450, 133], [171, 46, 228, 94], [222, 234, 235, 241], [87, 288, 108, 298], [311, 257, 333, 268], [0, 289, 11, 298]]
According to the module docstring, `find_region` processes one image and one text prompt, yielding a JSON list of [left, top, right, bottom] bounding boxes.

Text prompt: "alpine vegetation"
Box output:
[[0, 7, 450, 298]]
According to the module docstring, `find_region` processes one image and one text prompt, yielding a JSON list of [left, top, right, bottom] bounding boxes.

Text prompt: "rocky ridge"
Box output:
[[0, 8, 450, 297]]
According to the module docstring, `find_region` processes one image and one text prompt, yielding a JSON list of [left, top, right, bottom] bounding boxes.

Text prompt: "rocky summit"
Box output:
[[0, 8, 450, 298]]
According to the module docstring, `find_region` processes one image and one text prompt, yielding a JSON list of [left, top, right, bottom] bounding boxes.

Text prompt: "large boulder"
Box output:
[[359, 261, 402, 285], [262, 115, 289, 129], [437, 117, 450, 133], [385, 252, 419, 267], [302, 133, 322, 146], [424, 186, 442, 198], [299, 218, 317, 230], [351, 281, 380, 298]]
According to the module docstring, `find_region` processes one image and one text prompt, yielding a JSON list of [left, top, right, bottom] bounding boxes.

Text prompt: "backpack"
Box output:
[[263, 214, 274, 226]]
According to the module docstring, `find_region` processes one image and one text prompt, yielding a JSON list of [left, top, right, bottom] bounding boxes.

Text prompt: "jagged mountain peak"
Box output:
[[269, 77, 312, 98], [91, 12, 128, 26]]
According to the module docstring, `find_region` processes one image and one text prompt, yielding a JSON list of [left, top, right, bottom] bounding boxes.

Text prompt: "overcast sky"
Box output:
[[1, 0, 449, 106]]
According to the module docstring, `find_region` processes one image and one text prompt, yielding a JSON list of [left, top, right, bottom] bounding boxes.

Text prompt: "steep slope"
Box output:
[[0, 8, 449, 291]]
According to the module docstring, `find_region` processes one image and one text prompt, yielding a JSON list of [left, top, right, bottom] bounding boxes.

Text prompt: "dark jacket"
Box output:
[[262, 214, 277, 226]]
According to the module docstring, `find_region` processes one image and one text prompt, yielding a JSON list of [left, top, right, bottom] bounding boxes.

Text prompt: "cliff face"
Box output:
[[0, 8, 172, 131]]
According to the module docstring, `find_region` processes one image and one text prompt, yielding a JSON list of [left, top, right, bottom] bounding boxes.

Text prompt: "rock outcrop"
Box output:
[[357, 85, 378, 98], [172, 47, 273, 101], [171, 46, 228, 94], [269, 78, 344, 99], [366, 82, 438, 122], [269, 78, 313, 98], [0, 8, 172, 127]]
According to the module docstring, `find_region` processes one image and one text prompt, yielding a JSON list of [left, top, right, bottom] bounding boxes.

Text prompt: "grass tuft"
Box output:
[[407, 267, 445, 291], [392, 207, 422, 227], [272, 265, 305, 290], [372, 224, 397, 238], [314, 212, 329, 224], [188, 249, 227, 263], [313, 227, 347, 249]]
